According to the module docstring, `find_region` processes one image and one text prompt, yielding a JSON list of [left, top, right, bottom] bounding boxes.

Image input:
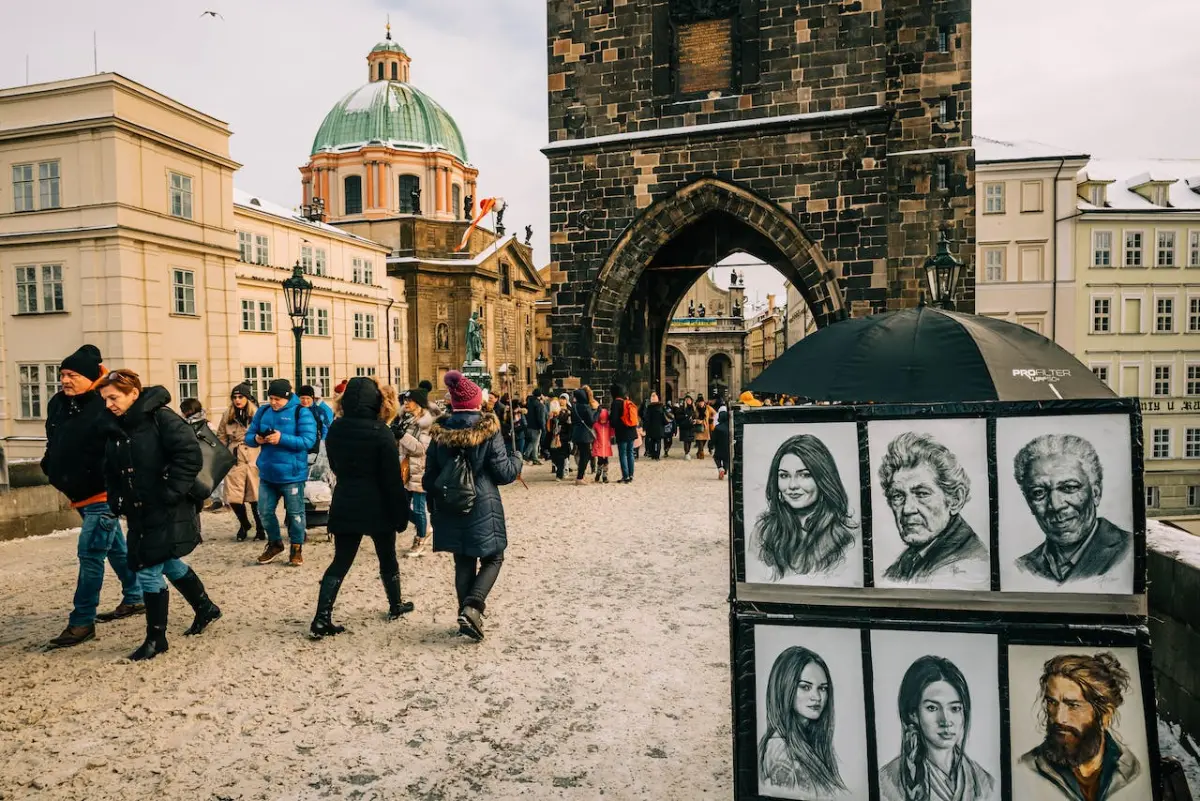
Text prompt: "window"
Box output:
[[1155, 298, 1175, 332], [363, 259, 374, 284], [500, 262, 512, 295], [392, 315, 401, 342], [254, 234, 269, 266], [12, 164, 34, 212], [377, 63, 385, 81], [399, 175, 421, 214], [984, 183, 1005, 214], [17, 363, 58, 418], [1153, 365, 1172, 397], [935, 161, 949, 191], [1189, 486, 1200, 507], [172, 269, 196, 315], [177, 363, 200, 401], [1093, 231, 1112, 267], [1187, 430, 1200, 459], [301, 245, 313, 275], [169, 172, 193, 219], [237, 231, 252, 262], [241, 299, 256, 331], [1190, 232, 1200, 267], [314, 248, 327, 277], [1124, 231, 1143, 267], [15, 264, 65, 314], [1091, 365, 1110, 386], [938, 98, 949, 124], [1091, 297, 1111, 332], [394, 367, 404, 389], [352, 258, 363, 283], [1187, 365, 1200, 396], [344, 176, 363, 215], [305, 366, 332, 399], [1020, 181, 1043, 213], [937, 26, 951, 53], [243, 366, 275, 402], [1146, 486, 1160, 508], [258, 301, 273, 332], [304, 307, 329, 337], [982, 248, 1005, 282], [38, 161, 60, 209], [1190, 298, 1200, 332], [1088, 185, 1106, 207], [390, 62, 398, 80], [1150, 185, 1170, 206], [353, 313, 376, 339], [452, 184, 462, 220], [1157, 231, 1177, 267], [1152, 429, 1172, 459], [355, 366, 377, 377]]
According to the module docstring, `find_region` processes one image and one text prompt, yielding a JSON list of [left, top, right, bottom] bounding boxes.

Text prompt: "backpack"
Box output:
[[620, 399, 639, 428], [432, 448, 476, 515], [300, 406, 325, 455]]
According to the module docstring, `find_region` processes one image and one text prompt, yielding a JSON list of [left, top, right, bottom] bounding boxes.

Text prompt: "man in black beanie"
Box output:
[[42, 345, 144, 648]]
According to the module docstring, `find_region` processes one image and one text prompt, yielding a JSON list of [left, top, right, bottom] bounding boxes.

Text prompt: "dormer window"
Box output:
[[1089, 185, 1106, 207], [1151, 185, 1169, 206], [1129, 173, 1175, 207]]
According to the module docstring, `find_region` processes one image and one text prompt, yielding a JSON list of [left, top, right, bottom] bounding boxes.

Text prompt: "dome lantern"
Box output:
[[367, 20, 410, 83]]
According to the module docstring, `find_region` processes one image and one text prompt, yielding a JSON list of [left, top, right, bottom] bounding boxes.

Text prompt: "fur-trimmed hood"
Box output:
[[429, 411, 500, 448]]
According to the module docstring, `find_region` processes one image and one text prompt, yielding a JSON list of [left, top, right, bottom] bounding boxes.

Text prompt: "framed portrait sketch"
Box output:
[[1008, 641, 1156, 801], [867, 418, 991, 591], [753, 624, 870, 801], [996, 413, 1137, 594], [740, 421, 863, 589]]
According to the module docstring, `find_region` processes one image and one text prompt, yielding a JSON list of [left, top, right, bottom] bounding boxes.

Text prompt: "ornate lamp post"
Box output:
[[923, 228, 965, 310], [282, 261, 314, 391]]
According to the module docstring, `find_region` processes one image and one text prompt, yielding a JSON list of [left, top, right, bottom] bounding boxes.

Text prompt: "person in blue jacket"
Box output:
[[298, 385, 334, 443], [245, 379, 318, 566]]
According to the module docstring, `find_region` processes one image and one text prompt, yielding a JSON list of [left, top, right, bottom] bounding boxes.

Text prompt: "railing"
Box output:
[[669, 317, 746, 332]]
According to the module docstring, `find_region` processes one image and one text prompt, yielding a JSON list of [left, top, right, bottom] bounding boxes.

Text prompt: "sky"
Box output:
[[5, 0, 1198, 311]]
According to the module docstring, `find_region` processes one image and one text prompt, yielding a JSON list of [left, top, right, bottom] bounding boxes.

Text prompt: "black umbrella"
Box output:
[[748, 306, 1115, 403]]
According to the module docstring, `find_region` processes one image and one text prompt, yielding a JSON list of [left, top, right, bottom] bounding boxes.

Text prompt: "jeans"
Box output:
[[523, 429, 542, 462], [454, 552, 504, 611], [69, 502, 142, 626], [136, 558, 190, 593], [410, 492, 428, 539], [323, 532, 398, 580], [617, 440, 635, 480], [258, 480, 307, 545]]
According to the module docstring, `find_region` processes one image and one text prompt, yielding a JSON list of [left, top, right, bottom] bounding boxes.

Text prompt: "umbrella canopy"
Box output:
[[748, 306, 1115, 403]]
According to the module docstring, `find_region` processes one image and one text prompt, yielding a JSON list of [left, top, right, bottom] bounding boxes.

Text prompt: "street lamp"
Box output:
[[923, 228, 965, 310], [535, 351, 549, 377], [282, 260, 314, 391]]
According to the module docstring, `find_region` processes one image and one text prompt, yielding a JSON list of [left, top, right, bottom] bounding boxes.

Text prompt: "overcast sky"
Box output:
[[5, 0, 1197, 308]]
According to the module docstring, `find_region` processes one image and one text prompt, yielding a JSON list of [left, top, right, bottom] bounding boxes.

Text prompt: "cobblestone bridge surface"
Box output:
[[0, 457, 733, 800]]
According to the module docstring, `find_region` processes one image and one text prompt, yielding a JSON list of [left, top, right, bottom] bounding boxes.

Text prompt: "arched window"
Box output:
[[452, 184, 462, 220], [390, 62, 398, 80], [399, 174, 421, 214], [377, 63, 384, 81], [344, 175, 363, 215]]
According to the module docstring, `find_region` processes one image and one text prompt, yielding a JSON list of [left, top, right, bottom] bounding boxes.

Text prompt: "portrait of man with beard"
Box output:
[[1019, 652, 1142, 801], [1013, 434, 1132, 584]]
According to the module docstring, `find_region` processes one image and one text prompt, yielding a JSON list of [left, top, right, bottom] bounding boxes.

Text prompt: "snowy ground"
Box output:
[[0, 456, 1197, 800]]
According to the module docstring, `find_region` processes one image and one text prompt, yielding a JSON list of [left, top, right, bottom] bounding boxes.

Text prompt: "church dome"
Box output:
[[370, 39, 407, 56], [310, 77, 468, 161]]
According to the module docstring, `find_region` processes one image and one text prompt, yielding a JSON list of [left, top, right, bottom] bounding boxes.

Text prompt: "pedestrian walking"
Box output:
[[609, 384, 639, 483], [523, 388, 546, 464], [643, 392, 667, 460], [42, 345, 143, 649], [298, 385, 334, 444], [217, 384, 265, 541], [547, 397, 572, 481], [713, 406, 731, 480], [423, 370, 521, 642], [592, 408, 613, 483], [310, 377, 413, 638], [245, 379, 318, 566], [677, 395, 697, 460], [570, 388, 596, 486], [661, 402, 676, 458], [396, 389, 434, 557], [695, 399, 714, 459], [96, 370, 221, 661]]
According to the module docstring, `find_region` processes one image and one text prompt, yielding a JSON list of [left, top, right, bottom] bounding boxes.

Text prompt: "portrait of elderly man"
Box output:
[[878, 432, 988, 582], [1019, 652, 1142, 801], [1012, 434, 1132, 583]]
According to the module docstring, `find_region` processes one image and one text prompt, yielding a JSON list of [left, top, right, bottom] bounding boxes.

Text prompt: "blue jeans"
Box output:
[[411, 491, 428, 539], [258, 481, 307, 545], [617, 440, 635, 480], [136, 559, 190, 593], [70, 502, 142, 626]]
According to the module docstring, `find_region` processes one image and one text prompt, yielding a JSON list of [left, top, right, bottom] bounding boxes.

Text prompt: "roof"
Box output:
[[370, 39, 407, 56], [1077, 158, 1200, 212], [387, 234, 518, 267], [310, 81, 468, 161], [233, 188, 388, 249], [974, 136, 1089, 164]]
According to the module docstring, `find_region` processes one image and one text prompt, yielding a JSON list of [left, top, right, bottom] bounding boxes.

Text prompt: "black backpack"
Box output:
[[297, 405, 325, 455], [432, 448, 476, 515]]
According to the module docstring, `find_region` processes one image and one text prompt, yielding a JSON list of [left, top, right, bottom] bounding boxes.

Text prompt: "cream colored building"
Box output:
[[665, 271, 746, 401], [0, 73, 407, 460]]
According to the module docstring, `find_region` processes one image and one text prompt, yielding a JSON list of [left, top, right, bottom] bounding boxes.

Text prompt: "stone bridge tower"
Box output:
[[544, 0, 974, 399]]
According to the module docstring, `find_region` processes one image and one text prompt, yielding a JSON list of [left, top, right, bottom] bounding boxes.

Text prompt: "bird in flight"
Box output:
[[199, 10, 224, 19]]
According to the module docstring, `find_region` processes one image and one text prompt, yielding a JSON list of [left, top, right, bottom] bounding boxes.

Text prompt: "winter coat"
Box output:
[[244, 394, 318, 485], [104, 386, 203, 571], [713, 410, 731, 463], [422, 412, 521, 557], [609, 397, 638, 443], [311, 401, 335, 437], [524, 394, 547, 431], [42, 389, 118, 505], [592, 410, 614, 458], [695, 404, 714, 442], [547, 410, 572, 454], [397, 410, 433, 494], [217, 402, 260, 469], [325, 378, 409, 536], [643, 402, 667, 438], [570, 389, 596, 444], [676, 404, 697, 442]]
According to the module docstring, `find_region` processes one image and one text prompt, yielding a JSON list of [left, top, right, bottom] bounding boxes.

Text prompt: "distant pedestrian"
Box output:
[[677, 396, 697, 460], [609, 384, 638, 483], [310, 377, 413, 638], [396, 389, 434, 558], [423, 371, 522, 642], [592, 408, 613, 483], [298, 386, 334, 445], [217, 384, 265, 542], [179, 398, 219, 535], [523, 388, 546, 464], [695, 399, 714, 459], [43, 345, 143, 649], [547, 397, 572, 482], [644, 392, 667, 460], [96, 370, 221, 661], [713, 407, 731, 480], [662, 402, 677, 458], [570, 388, 596, 486]]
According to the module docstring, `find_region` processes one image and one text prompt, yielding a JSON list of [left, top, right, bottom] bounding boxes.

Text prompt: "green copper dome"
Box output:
[[370, 39, 407, 55], [310, 81, 469, 161]]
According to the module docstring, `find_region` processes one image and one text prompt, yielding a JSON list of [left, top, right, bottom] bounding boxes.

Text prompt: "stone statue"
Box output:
[[733, 300, 741, 317], [496, 206, 506, 236], [410, 187, 421, 215], [464, 194, 474, 219], [688, 300, 696, 318], [465, 311, 484, 364], [524, 225, 533, 246], [698, 303, 706, 318]]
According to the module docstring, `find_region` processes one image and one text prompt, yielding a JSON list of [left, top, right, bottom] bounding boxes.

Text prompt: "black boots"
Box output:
[[458, 601, 485, 642], [169, 568, 222, 636], [250, 502, 266, 540], [129, 590, 169, 661], [310, 574, 345, 638], [231, 503, 251, 541], [382, 573, 415, 619]]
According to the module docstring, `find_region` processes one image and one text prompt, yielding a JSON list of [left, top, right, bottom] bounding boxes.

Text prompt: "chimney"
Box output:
[[766, 294, 776, 312]]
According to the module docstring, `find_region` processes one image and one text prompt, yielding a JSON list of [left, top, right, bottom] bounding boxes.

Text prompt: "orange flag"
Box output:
[[456, 197, 498, 252]]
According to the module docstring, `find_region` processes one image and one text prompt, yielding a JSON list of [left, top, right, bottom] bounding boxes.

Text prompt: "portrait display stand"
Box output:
[[727, 399, 1163, 801]]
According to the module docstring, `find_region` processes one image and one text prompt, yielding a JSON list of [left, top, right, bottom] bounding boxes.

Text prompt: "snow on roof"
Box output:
[[1077, 158, 1200, 211], [974, 136, 1088, 164], [387, 234, 518, 267], [1148, 518, 1200, 572], [232, 188, 388, 249]]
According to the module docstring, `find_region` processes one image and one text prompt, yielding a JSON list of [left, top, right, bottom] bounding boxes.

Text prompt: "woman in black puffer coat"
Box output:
[[423, 371, 521, 641], [310, 377, 412, 638], [569, 388, 596, 486], [97, 370, 221, 661]]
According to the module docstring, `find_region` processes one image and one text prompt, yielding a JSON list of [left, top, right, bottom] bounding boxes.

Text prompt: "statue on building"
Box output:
[[496, 205, 507, 236], [698, 303, 706, 318], [465, 311, 484, 364], [716, 302, 724, 317], [688, 299, 696, 318], [410, 187, 422, 215], [464, 194, 474, 219], [524, 225, 533, 246], [730, 269, 740, 286], [733, 300, 741, 317]]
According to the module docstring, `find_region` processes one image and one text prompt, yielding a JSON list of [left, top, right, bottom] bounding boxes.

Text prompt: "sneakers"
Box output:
[[95, 602, 145, 622], [404, 536, 429, 558], [48, 624, 95, 649], [256, 541, 286, 564], [288, 544, 304, 567]]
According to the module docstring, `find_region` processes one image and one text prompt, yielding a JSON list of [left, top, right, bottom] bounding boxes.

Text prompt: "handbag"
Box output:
[[400, 456, 411, 485], [155, 414, 236, 502]]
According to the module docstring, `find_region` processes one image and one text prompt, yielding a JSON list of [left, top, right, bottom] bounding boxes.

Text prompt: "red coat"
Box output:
[[592, 410, 614, 458]]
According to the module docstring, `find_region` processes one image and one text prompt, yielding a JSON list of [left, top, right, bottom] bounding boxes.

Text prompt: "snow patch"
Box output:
[[342, 84, 378, 114], [1148, 518, 1200, 572], [0, 527, 79, 547], [1158, 718, 1200, 797]]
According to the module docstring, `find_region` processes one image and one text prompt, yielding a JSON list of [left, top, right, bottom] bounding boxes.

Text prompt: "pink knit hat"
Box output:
[[444, 370, 482, 411]]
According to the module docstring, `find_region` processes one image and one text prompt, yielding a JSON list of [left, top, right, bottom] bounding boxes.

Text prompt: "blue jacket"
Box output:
[[244, 395, 318, 484], [311, 401, 334, 438]]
